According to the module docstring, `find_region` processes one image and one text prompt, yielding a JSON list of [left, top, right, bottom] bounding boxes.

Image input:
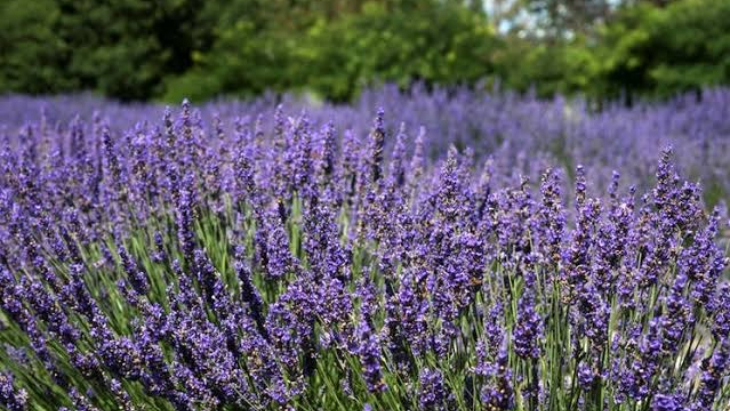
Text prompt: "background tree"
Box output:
[[1, 0, 729, 103], [0, 0, 70, 94]]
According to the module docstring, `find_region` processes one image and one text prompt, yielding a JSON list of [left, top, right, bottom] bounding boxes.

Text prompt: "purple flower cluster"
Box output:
[[0, 97, 728, 411], [4, 85, 730, 202], [0, 372, 28, 411]]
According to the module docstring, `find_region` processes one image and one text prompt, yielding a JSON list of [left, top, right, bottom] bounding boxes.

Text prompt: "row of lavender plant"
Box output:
[[0, 100, 729, 411], [2, 84, 730, 204]]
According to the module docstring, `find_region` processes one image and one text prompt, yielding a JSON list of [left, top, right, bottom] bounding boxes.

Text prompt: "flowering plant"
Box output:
[[0, 98, 728, 411]]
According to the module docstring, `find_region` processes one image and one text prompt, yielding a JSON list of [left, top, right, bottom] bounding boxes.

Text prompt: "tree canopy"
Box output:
[[1, 0, 728, 102]]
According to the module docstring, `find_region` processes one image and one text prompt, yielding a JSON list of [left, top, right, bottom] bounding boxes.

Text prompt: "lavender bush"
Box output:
[[0, 91, 729, 410], [3, 85, 730, 204]]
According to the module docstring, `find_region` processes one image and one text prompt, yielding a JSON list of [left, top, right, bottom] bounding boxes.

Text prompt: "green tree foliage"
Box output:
[[1, 0, 730, 102], [0, 0, 70, 94], [161, 22, 298, 102], [54, 0, 214, 101], [493, 36, 599, 97], [645, 0, 730, 96], [0, 0, 213, 101], [595, 0, 730, 101], [302, 1, 498, 101], [163, 0, 498, 102]]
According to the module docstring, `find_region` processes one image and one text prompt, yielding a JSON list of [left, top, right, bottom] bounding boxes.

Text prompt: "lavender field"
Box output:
[[1, 86, 730, 411]]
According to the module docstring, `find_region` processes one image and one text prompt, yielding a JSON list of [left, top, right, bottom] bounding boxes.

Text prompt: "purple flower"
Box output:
[[652, 393, 685, 411], [397, 268, 431, 356], [389, 122, 407, 188], [116, 244, 149, 295], [692, 340, 730, 411], [480, 343, 514, 410], [368, 108, 386, 184], [255, 204, 297, 280], [354, 320, 386, 393], [0, 372, 28, 411], [513, 290, 542, 360], [419, 368, 450, 411]]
